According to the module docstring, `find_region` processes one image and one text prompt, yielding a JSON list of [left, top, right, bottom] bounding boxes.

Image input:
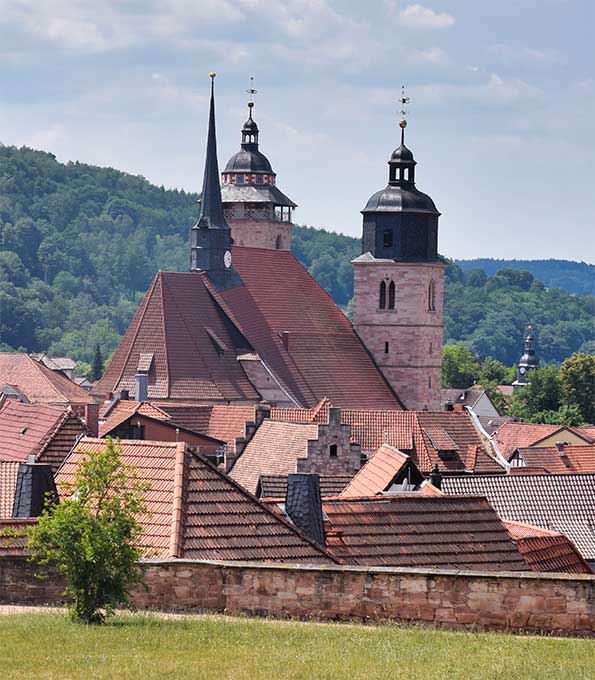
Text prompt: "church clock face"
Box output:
[[224, 250, 232, 269], [520, 367, 526, 375]]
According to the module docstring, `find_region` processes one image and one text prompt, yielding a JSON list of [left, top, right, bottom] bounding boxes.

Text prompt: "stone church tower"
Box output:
[[352, 113, 446, 411], [220, 89, 297, 250]]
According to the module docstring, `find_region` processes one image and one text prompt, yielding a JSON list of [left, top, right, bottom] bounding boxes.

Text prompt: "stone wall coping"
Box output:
[[139, 558, 595, 583]]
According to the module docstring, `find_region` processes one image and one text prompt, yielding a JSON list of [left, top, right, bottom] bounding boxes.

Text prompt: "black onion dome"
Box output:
[[390, 143, 415, 163], [242, 117, 258, 132], [223, 148, 274, 174], [362, 185, 439, 215]]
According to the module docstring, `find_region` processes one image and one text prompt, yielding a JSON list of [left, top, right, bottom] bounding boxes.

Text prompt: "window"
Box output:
[[329, 444, 338, 457], [429, 342, 433, 355], [388, 281, 396, 309], [275, 234, 282, 250], [379, 281, 386, 309], [428, 376, 432, 389], [428, 279, 436, 311], [384, 341, 389, 354], [383, 230, 393, 248], [237, 174, 244, 184]]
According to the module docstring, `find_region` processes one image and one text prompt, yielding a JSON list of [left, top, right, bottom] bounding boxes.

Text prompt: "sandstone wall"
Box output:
[[3, 557, 593, 636]]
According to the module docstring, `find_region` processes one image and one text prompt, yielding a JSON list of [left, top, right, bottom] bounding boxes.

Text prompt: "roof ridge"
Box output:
[[26, 355, 68, 402], [169, 441, 187, 558], [159, 272, 171, 398]]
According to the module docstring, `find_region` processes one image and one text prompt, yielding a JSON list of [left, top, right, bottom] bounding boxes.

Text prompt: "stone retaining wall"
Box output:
[[2, 557, 594, 636]]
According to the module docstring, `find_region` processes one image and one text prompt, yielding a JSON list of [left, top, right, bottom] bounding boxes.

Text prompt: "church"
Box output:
[[95, 75, 445, 412]]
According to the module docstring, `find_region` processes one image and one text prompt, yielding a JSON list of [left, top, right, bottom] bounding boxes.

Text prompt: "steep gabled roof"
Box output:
[[511, 445, 595, 474], [56, 438, 334, 564], [214, 247, 402, 409], [441, 473, 595, 562], [94, 272, 260, 403], [0, 353, 94, 404], [504, 520, 592, 574], [321, 495, 526, 570]]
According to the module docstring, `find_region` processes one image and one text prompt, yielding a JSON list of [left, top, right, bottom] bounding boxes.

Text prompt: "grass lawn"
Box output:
[[0, 610, 593, 680]]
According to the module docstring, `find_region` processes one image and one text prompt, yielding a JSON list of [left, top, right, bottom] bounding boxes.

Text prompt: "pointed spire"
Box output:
[[197, 72, 227, 229]]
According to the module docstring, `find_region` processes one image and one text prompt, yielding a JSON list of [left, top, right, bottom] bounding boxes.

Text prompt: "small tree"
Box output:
[[92, 344, 103, 382], [442, 343, 480, 389], [560, 352, 595, 424], [28, 438, 149, 624]]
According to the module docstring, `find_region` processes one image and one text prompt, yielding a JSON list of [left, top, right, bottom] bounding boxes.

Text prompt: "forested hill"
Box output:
[[0, 145, 593, 373], [456, 259, 594, 296]]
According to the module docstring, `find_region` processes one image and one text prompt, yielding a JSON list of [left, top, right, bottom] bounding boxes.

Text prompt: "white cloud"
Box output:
[[399, 4, 455, 29], [486, 44, 560, 66]]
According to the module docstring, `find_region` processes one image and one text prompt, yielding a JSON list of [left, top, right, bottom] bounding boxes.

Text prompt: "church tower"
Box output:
[[352, 94, 446, 411], [191, 73, 241, 290], [220, 80, 297, 250], [512, 326, 539, 388]]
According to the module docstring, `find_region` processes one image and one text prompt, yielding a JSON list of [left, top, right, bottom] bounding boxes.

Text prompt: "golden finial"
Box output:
[[209, 72, 216, 79]]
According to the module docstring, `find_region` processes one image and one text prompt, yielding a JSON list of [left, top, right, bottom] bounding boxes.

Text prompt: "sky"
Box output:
[[0, 0, 593, 261]]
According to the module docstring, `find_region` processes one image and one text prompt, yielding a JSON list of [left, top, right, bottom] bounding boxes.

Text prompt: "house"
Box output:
[[493, 421, 595, 459], [503, 520, 592, 574], [509, 443, 595, 474], [56, 438, 335, 564], [0, 353, 98, 433], [441, 473, 595, 569], [441, 388, 500, 417]]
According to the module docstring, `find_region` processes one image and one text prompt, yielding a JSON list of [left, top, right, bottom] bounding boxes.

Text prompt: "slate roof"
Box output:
[[511, 445, 595, 474], [214, 247, 402, 409], [340, 445, 422, 497], [0, 462, 20, 518], [0, 353, 95, 405], [57, 438, 334, 564], [441, 388, 484, 409], [494, 422, 594, 458], [257, 474, 352, 499], [441, 474, 595, 562], [0, 401, 87, 471], [230, 420, 319, 495], [504, 520, 592, 574], [94, 272, 260, 403], [320, 495, 527, 570], [270, 402, 505, 475]]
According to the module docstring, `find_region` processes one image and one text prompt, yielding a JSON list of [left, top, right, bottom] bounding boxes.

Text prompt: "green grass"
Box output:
[[1, 611, 594, 680]]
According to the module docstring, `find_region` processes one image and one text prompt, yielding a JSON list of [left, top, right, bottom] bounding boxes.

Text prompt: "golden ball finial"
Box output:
[[399, 119, 407, 129], [209, 72, 216, 79]]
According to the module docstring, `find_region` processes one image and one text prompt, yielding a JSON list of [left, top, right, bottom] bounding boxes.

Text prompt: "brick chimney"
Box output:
[[83, 402, 99, 437], [285, 474, 325, 547]]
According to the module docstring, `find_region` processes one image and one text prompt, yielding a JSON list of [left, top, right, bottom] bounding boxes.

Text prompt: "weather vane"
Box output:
[[246, 76, 257, 114], [399, 85, 410, 121]]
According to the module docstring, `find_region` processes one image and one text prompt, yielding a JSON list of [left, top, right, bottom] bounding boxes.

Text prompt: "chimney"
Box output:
[[120, 389, 130, 401], [328, 407, 341, 426], [83, 402, 99, 436], [255, 403, 271, 427], [12, 463, 58, 518], [285, 474, 325, 546], [429, 464, 442, 490], [135, 373, 148, 402], [444, 400, 454, 412], [280, 331, 290, 350]]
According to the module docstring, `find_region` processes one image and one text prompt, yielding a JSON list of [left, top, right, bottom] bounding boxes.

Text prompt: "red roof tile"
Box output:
[[57, 438, 334, 564], [94, 272, 260, 403], [157, 404, 256, 447], [340, 445, 416, 497], [0, 518, 37, 556], [504, 520, 593, 574], [0, 353, 95, 404], [0, 401, 87, 471], [494, 422, 593, 458], [0, 462, 20, 518], [511, 445, 595, 474], [320, 495, 527, 570]]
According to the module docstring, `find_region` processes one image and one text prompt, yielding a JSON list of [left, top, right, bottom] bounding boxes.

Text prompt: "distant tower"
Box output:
[[221, 79, 297, 250], [191, 73, 241, 290], [512, 326, 539, 387], [352, 90, 446, 411]]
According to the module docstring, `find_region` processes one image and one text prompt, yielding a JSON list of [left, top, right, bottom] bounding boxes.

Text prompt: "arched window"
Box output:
[[379, 281, 386, 309], [428, 279, 436, 311], [388, 281, 396, 309]]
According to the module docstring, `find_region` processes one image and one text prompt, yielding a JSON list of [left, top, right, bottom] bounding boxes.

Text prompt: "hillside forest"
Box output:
[[0, 146, 593, 380]]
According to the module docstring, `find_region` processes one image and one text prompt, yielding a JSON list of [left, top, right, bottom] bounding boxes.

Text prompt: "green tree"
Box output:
[[560, 352, 595, 423], [478, 356, 515, 385], [28, 439, 149, 624], [92, 344, 103, 381], [442, 343, 480, 388], [528, 404, 585, 426], [509, 365, 563, 420]]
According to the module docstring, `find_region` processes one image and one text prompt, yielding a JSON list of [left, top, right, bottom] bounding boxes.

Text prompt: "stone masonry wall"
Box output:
[[2, 557, 594, 636], [353, 260, 445, 410], [227, 216, 291, 251]]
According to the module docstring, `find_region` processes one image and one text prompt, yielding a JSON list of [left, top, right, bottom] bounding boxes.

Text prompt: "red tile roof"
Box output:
[[511, 445, 595, 474], [0, 462, 20, 518], [339, 445, 415, 497], [0, 401, 87, 471], [99, 400, 173, 436], [0, 353, 95, 404], [494, 422, 593, 458], [215, 247, 402, 409], [504, 520, 593, 574], [230, 420, 319, 494], [0, 518, 37, 556], [94, 272, 260, 403], [57, 438, 334, 564], [320, 495, 527, 570], [441, 473, 595, 562]]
